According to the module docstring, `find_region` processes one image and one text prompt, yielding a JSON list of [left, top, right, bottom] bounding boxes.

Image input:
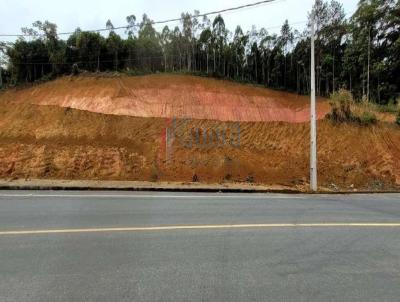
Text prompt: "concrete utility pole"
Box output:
[[310, 6, 318, 192], [0, 51, 2, 88]]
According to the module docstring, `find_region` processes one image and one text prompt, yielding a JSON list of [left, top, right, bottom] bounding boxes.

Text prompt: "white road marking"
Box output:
[[0, 194, 305, 199], [1, 223, 400, 236]]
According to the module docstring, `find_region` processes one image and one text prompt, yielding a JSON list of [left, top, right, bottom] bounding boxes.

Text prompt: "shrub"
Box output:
[[327, 89, 354, 122], [359, 111, 377, 125], [246, 175, 255, 183], [71, 63, 80, 76], [396, 111, 400, 126], [327, 89, 379, 126], [371, 99, 399, 113], [38, 73, 55, 83]]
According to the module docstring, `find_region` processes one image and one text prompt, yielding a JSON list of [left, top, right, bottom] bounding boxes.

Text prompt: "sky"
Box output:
[[0, 0, 359, 41]]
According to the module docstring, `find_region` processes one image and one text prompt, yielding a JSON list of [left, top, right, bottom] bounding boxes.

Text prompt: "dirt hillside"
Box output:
[[0, 80, 399, 191], [0, 74, 330, 123]]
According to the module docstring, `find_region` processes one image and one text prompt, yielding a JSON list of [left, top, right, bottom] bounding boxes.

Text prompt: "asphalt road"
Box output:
[[0, 191, 400, 302]]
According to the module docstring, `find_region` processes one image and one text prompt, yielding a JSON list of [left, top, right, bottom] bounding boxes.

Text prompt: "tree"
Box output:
[[2, 2, 399, 104], [105, 20, 122, 71], [137, 14, 162, 71], [212, 15, 227, 75], [67, 30, 104, 72], [0, 42, 7, 87], [181, 12, 193, 71], [199, 27, 212, 74], [160, 26, 171, 72], [126, 15, 137, 37], [279, 20, 294, 88], [232, 26, 248, 80]]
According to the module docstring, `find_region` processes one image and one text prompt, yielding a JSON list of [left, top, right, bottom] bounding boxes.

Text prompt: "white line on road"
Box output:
[[0, 194, 305, 199], [1, 223, 400, 236]]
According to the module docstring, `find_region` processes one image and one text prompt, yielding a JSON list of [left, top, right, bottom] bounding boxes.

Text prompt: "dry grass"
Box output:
[[327, 89, 378, 125]]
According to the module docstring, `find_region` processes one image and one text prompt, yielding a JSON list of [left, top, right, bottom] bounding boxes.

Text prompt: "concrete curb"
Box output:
[[0, 180, 304, 194], [0, 185, 302, 194], [0, 180, 399, 194]]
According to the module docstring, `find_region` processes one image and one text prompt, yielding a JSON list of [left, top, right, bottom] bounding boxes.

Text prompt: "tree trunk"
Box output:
[[349, 74, 352, 92], [362, 64, 365, 98], [223, 58, 226, 76], [332, 50, 335, 93], [367, 26, 371, 102], [206, 52, 209, 74], [284, 53, 287, 88], [179, 50, 182, 71], [192, 44, 196, 72], [377, 72, 381, 103], [213, 49, 216, 72], [115, 51, 118, 71], [262, 61, 265, 83], [255, 55, 258, 83], [187, 46, 191, 71]]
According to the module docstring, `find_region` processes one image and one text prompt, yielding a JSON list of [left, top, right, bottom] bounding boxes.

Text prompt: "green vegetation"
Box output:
[[369, 99, 399, 113], [396, 111, 400, 126], [327, 89, 354, 122], [0, 0, 399, 105], [327, 89, 377, 125], [359, 111, 377, 126]]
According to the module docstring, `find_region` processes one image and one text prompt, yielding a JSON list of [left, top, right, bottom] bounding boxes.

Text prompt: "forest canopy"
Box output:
[[0, 0, 399, 104]]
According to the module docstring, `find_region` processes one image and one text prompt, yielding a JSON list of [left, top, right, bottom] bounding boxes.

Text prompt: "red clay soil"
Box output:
[[0, 98, 399, 191], [0, 74, 330, 123]]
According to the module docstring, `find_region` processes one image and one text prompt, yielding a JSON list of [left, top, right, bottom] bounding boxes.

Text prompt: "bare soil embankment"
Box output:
[[0, 74, 399, 192], [1, 73, 330, 123]]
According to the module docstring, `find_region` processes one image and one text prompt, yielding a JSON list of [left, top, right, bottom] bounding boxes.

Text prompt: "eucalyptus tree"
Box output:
[[261, 32, 277, 86], [212, 15, 227, 74], [105, 20, 123, 71], [137, 14, 163, 71], [232, 26, 248, 80], [160, 26, 171, 72], [126, 15, 137, 37], [199, 27, 213, 74], [0, 42, 8, 87], [279, 20, 294, 89], [71, 31, 104, 71], [181, 12, 193, 71], [170, 26, 184, 71]]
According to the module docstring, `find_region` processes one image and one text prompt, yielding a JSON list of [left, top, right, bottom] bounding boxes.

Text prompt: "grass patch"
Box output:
[[359, 111, 378, 125], [326, 89, 378, 125], [369, 99, 400, 113]]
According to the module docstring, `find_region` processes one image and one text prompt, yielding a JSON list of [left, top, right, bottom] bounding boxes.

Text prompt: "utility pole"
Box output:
[[310, 6, 317, 192], [0, 49, 3, 88]]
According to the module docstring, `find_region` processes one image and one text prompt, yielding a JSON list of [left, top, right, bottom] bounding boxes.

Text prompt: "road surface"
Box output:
[[0, 191, 399, 302]]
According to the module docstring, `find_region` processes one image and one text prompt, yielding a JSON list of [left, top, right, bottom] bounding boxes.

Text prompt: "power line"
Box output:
[[0, 0, 281, 38]]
